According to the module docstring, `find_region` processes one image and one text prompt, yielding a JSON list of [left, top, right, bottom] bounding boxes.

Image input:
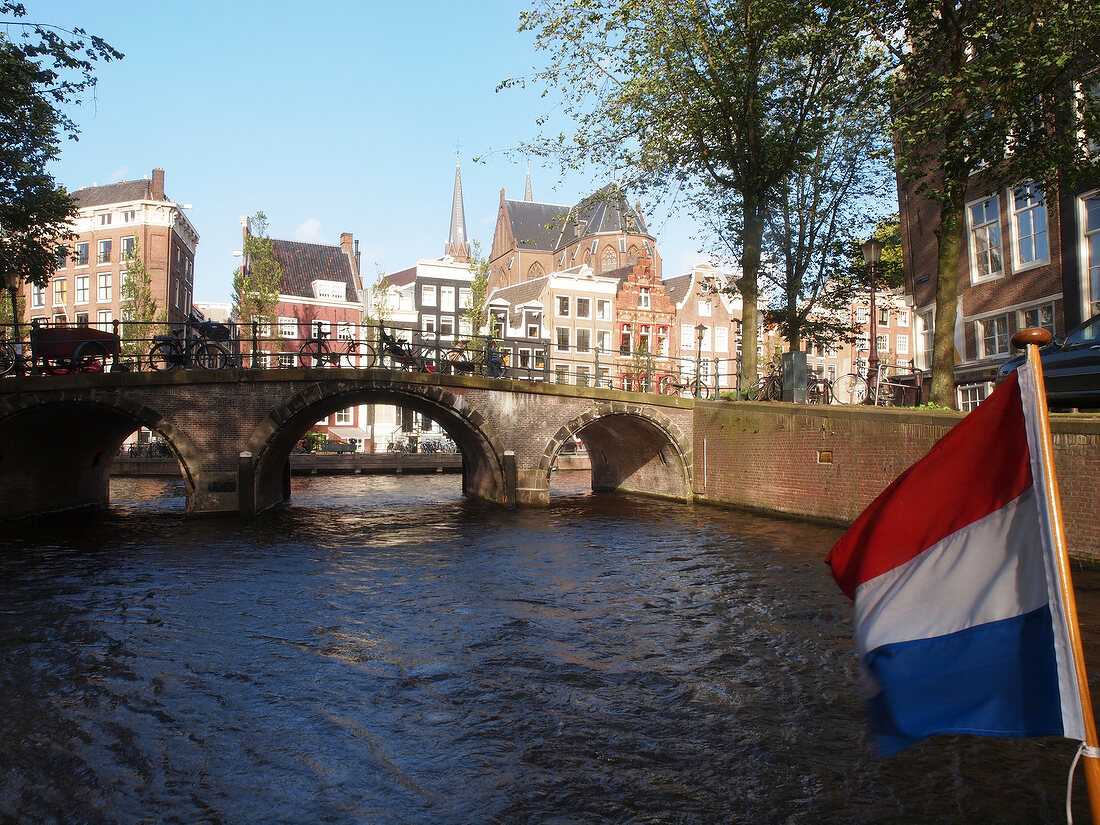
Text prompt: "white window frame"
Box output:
[[596, 299, 611, 321], [440, 286, 456, 312], [576, 297, 591, 319], [421, 284, 437, 307], [978, 313, 1011, 358], [968, 195, 1004, 284], [896, 334, 909, 355], [596, 329, 611, 353], [638, 288, 651, 309], [698, 299, 712, 317], [1018, 303, 1055, 335], [555, 326, 570, 352], [958, 382, 991, 412], [335, 407, 353, 425], [279, 317, 298, 338], [75, 274, 89, 305], [1083, 192, 1100, 318], [897, 309, 910, 327], [714, 326, 729, 353], [1011, 183, 1049, 271], [97, 272, 111, 303], [556, 295, 570, 317], [575, 327, 591, 353], [97, 239, 111, 264]]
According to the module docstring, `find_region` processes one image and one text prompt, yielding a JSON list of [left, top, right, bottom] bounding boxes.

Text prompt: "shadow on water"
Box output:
[[0, 474, 1098, 823]]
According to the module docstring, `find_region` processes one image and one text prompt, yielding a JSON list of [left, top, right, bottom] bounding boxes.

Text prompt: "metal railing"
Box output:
[[0, 319, 748, 398]]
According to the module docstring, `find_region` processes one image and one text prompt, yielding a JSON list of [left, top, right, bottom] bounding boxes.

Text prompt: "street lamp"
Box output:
[[695, 322, 707, 398], [861, 238, 884, 395]]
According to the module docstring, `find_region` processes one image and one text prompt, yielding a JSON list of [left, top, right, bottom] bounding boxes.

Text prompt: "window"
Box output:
[[576, 297, 590, 319], [855, 306, 869, 324], [979, 314, 1011, 357], [524, 310, 540, 338], [596, 329, 611, 352], [969, 196, 1003, 281], [97, 239, 111, 264], [53, 279, 67, 305], [337, 322, 354, 341], [556, 295, 570, 317], [656, 325, 669, 356], [75, 274, 89, 304], [1085, 195, 1100, 316], [638, 324, 651, 353], [958, 383, 990, 412], [621, 323, 633, 355], [918, 309, 935, 370], [279, 317, 298, 338], [335, 408, 353, 425], [576, 328, 591, 353], [98, 213, 112, 226], [96, 310, 111, 331], [575, 365, 591, 387], [715, 326, 729, 353], [97, 272, 112, 302], [638, 288, 651, 309], [55, 246, 67, 269], [896, 334, 909, 355], [596, 299, 611, 321], [555, 326, 570, 352], [1013, 184, 1048, 268], [555, 364, 571, 384], [459, 288, 471, 309], [1019, 304, 1055, 335], [121, 236, 136, 260], [440, 316, 454, 337], [31, 284, 45, 307], [440, 286, 456, 312], [681, 323, 694, 349], [122, 209, 136, 223], [876, 333, 888, 354], [75, 312, 89, 326], [423, 315, 437, 334], [878, 307, 890, 326], [601, 247, 617, 272], [897, 309, 910, 327], [75, 242, 89, 266], [698, 299, 712, 317], [421, 285, 437, 306]]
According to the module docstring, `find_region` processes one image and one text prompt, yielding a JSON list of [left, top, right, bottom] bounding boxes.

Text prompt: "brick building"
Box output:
[[26, 167, 198, 330], [664, 263, 742, 392]]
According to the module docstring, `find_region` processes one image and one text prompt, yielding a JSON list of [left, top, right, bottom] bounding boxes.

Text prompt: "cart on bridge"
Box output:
[[29, 323, 122, 375]]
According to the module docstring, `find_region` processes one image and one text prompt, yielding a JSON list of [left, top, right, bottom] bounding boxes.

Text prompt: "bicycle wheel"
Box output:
[[833, 373, 868, 405], [746, 377, 768, 401], [298, 340, 326, 368], [149, 341, 180, 371], [766, 375, 783, 401], [0, 342, 15, 375], [192, 342, 228, 370]]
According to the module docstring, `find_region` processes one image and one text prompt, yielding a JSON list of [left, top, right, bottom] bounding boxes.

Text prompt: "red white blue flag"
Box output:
[[826, 363, 1086, 756]]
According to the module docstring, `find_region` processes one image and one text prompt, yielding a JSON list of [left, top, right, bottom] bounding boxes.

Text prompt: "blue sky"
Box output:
[[34, 0, 709, 304]]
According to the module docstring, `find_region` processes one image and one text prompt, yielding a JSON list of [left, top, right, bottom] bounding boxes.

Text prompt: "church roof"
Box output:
[[72, 179, 167, 208], [504, 199, 571, 251], [558, 183, 649, 242], [270, 239, 359, 301]]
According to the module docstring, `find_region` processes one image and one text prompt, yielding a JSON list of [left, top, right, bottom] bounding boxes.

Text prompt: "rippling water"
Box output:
[[1, 473, 1098, 824]]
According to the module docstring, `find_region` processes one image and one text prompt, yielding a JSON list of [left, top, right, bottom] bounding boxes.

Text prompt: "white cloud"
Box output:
[[294, 217, 324, 242]]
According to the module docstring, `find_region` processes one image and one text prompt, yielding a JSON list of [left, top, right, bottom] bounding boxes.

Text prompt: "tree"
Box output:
[[505, 0, 884, 387], [119, 239, 167, 360], [0, 4, 122, 291], [232, 211, 283, 330], [465, 240, 490, 336], [877, 1, 1100, 406]]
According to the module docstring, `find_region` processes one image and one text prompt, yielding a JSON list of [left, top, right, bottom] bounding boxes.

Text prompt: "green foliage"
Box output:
[[0, 5, 122, 289], [465, 240, 490, 335], [872, 0, 1100, 406], [119, 239, 167, 359], [233, 211, 283, 327], [504, 0, 889, 388]]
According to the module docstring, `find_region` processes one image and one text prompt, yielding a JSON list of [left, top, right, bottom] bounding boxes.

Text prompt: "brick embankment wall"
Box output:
[[692, 401, 1100, 562]]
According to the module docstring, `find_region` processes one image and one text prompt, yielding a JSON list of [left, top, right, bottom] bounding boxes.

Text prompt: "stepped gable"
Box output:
[[271, 238, 358, 299]]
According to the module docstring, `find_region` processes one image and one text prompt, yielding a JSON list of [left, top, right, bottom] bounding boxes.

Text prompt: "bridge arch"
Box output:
[[244, 377, 511, 515], [0, 389, 203, 520], [536, 401, 693, 504]]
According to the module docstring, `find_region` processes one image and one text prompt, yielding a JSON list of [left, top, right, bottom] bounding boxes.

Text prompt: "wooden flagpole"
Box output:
[[1013, 328, 1100, 823]]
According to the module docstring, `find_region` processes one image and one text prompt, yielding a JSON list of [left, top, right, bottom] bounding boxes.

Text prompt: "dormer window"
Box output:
[[313, 280, 347, 301]]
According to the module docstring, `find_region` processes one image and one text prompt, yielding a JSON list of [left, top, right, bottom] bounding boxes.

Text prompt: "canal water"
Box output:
[[2, 473, 1099, 824]]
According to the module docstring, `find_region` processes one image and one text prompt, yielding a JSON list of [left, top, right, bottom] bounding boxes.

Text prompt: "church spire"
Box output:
[[524, 161, 533, 202], [445, 152, 471, 263]]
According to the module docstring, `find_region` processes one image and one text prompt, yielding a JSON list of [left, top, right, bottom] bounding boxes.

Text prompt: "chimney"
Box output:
[[340, 232, 355, 256], [152, 168, 165, 201]]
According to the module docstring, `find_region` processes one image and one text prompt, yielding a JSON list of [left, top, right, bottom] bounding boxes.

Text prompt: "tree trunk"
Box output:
[[930, 200, 964, 409], [739, 197, 764, 391]]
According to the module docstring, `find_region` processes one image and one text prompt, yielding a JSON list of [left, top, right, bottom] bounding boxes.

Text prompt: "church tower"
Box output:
[[444, 153, 471, 263]]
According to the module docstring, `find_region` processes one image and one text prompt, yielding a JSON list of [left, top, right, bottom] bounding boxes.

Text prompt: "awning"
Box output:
[[329, 427, 371, 441]]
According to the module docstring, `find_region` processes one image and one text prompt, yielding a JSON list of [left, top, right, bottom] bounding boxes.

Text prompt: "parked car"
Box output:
[[995, 314, 1100, 409]]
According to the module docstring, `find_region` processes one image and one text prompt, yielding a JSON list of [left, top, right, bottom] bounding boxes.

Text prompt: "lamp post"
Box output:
[[695, 322, 707, 398], [861, 238, 884, 396]]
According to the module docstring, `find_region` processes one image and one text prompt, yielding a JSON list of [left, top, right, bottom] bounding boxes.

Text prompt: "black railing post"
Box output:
[[251, 321, 259, 369]]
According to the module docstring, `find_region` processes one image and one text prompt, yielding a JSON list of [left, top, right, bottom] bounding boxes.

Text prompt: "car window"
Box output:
[[1065, 316, 1100, 347]]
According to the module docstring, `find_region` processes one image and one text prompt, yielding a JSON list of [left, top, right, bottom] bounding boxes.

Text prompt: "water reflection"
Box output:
[[0, 474, 1095, 823]]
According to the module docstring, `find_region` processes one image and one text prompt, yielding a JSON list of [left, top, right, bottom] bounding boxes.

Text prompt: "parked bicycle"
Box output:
[[149, 321, 232, 371], [659, 371, 710, 398], [0, 338, 19, 376], [806, 374, 834, 405], [377, 323, 435, 372], [747, 358, 783, 401], [298, 326, 373, 368], [831, 360, 923, 406]]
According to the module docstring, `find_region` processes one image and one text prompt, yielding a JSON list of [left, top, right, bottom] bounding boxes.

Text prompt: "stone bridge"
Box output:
[[0, 367, 697, 521]]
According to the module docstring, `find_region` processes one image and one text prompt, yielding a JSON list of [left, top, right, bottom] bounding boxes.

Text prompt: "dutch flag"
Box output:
[[826, 362, 1087, 756]]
